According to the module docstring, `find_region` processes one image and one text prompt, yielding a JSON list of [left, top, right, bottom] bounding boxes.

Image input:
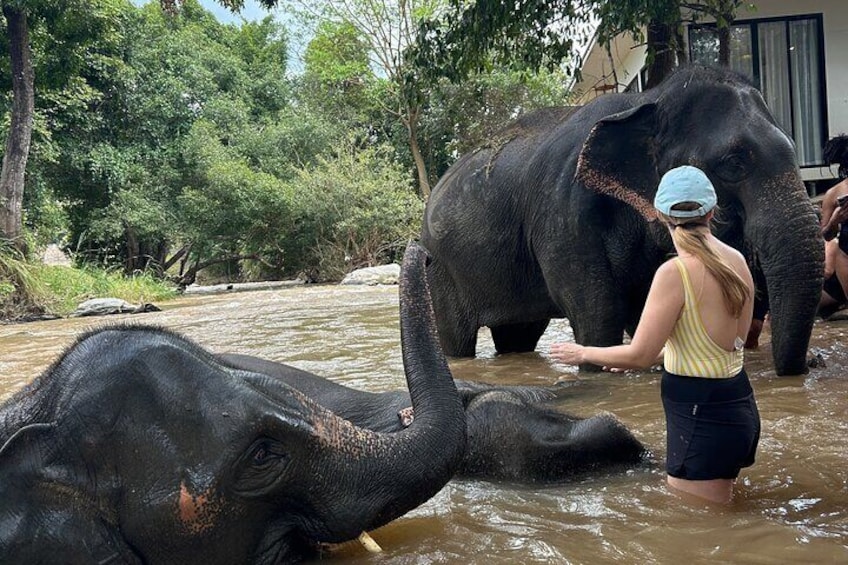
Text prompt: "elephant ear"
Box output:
[[0, 423, 144, 564], [574, 102, 661, 221]]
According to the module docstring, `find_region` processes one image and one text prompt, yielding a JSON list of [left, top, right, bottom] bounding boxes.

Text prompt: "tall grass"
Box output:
[[1, 246, 177, 320], [0, 243, 45, 320], [28, 265, 178, 317]]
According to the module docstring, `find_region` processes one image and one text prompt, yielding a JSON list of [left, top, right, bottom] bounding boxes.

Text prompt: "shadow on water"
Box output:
[[0, 284, 846, 563]]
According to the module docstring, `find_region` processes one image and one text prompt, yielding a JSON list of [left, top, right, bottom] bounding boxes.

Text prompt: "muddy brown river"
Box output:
[[1, 284, 846, 563]]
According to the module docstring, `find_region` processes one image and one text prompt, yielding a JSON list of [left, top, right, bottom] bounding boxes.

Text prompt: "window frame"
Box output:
[[687, 13, 829, 167]]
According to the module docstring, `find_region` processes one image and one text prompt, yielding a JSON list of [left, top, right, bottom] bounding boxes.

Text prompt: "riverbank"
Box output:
[[1, 255, 400, 323], [0, 260, 178, 322]]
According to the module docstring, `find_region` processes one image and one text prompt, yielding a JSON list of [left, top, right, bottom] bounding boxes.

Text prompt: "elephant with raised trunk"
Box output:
[[0, 243, 466, 564], [422, 65, 823, 376]]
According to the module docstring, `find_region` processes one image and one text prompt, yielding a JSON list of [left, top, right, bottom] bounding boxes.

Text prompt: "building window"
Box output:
[[624, 67, 649, 94], [689, 14, 826, 167]]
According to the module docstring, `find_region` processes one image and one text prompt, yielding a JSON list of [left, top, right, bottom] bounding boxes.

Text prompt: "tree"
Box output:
[[410, 0, 582, 84], [411, 1, 754, 89], [300, 20, 374, 128], [0, 4, 33, 251], [0, 0, 122, 251], [422, 67, 571, 180], [590, 0, 753, 87], [0, 0, 282, 255], [286, 0, 440, 198]]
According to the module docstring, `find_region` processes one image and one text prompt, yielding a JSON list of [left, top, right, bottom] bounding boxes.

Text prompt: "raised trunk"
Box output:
[[304, 243, 465, 541], [364, 242, 465, 527], [0, 6, 35, 252], [747, 194, 823, 375]]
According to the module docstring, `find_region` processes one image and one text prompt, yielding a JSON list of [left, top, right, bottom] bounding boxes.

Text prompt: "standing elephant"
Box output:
[[0, 243, 466, 564], [422, 65, 823, 376], [218, 354, 649, 483]]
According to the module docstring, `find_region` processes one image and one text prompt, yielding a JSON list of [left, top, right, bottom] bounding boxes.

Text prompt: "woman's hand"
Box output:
[[550, 342, 585, 365]]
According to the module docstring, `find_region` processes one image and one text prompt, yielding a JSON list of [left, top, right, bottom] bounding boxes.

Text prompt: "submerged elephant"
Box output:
[[422, 65, 823, 376], [0, 243, 467, 564], [219, 354, 648, 484]]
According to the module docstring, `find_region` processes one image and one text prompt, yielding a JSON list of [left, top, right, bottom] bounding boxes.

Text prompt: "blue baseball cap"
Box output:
[[654, 165, 717, 218]]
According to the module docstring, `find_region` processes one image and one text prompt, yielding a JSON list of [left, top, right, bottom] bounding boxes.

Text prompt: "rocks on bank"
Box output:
[[66, 264, 401, 319], [340, 264, 400, 286]]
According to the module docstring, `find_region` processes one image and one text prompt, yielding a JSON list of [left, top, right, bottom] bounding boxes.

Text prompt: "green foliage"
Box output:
[[410, 1, 755, 86], [178, 138, 295, 268], [1, 0, 601, 298], [409, 0, 583, 84], [423, 67, 572, 175], [300, 20, 375, 127], [228, 17, 290, 113], [284, 143, 423, 280], [588, 0, 755, 60], [304, 20, 370, 82]]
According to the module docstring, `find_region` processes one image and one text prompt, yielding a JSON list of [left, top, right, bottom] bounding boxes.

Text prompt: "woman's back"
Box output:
[[675, 239, 754, 353]]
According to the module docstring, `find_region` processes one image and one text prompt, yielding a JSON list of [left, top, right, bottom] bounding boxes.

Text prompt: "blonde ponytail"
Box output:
[[660, 207, 750, 317]]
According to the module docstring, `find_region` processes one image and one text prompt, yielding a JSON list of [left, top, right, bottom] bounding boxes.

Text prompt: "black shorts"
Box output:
[[839, 223, 848, 255], [661, 369, 760, 480], [823, 273, 847, 304]]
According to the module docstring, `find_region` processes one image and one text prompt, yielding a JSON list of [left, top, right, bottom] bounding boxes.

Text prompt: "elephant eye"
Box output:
[[253, 442, 269, 463], [715, 151, 750, 183], [250, 439, 284, 465]]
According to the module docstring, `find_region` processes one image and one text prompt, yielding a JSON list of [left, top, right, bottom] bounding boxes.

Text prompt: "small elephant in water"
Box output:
[[422, 64, 823, 376], [0, 243, 467, 564], [219, 354, 649, 484]]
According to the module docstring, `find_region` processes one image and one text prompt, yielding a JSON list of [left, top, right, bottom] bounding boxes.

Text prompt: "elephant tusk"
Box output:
[[358, 531, 383, 553]]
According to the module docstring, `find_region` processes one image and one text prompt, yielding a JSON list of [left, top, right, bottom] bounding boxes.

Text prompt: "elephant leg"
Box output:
[[427, 260, 478, 357], [560, 284, 626, 372], [491, 320, 550, 354]]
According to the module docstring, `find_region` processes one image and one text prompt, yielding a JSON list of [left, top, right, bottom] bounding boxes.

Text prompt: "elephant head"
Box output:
[[575, 65, 823, 376], [0, 242, 466, 563]]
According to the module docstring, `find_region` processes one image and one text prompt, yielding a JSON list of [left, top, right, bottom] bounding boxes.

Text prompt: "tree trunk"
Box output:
[[716, 1, 736, 66], [405, 106, 430, 200], [0, 6, 35, 252], [674, 27, 686, 64], [644, 19, 677, 89], [717, 24, 731, 65], [125, 224, 140, 274]]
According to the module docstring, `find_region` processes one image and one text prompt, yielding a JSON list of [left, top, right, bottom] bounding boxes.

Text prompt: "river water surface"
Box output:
[[0, 284, 846, 564]]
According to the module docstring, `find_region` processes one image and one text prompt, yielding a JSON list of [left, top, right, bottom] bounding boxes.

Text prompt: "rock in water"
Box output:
[[340, 264, 401, 285], [70, 298, 161, 318]]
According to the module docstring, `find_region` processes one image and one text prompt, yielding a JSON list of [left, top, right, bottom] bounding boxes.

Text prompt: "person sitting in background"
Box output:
[[818, 134, 848, 317]]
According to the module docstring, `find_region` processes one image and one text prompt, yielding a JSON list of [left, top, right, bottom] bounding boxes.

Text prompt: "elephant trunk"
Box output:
[[360, 242, 466, 529], [747, 185, 823, 375], [305, 243, 466, 542]]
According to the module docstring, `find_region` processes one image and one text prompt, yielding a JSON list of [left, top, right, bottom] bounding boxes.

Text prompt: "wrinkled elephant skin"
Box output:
[[0, 243, 466, 564], [422, 65, 823, 376], [218, 354, 649, 483]]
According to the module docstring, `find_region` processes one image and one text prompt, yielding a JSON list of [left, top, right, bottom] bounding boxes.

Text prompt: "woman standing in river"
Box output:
[[551, 165, 760, 505]]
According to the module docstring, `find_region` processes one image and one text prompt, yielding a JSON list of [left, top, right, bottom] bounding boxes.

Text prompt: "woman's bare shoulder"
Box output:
[[654, 258, 685, 287]]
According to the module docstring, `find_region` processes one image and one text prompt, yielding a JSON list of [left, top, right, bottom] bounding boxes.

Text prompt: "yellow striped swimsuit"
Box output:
[[663, 258, 744, 378]]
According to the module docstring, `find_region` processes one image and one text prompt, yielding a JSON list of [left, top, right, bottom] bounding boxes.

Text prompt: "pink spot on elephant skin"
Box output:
[[178, 481, 222, 534]]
